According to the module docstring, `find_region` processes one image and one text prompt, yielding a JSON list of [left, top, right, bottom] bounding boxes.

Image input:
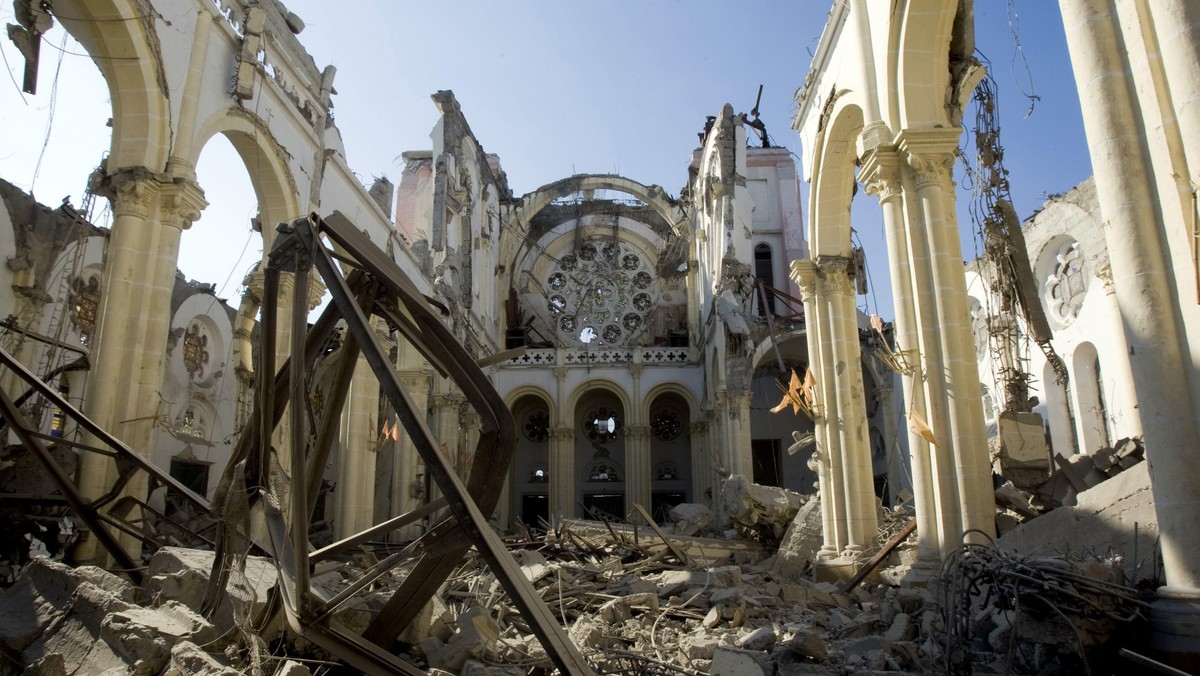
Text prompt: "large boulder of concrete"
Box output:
[[720, 475, 805, 541], [772, 497, 823, 580], [144, 547, 277, 638]]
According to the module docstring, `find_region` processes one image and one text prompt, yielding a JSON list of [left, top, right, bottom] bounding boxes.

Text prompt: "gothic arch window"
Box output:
[[585, 460, 621, 482], [544, 238, 655, 347], [1044, 239, 1087, 325], [654, 462, 681, 481]]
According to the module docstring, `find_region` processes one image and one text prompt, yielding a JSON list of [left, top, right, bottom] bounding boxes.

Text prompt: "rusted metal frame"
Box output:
[[303, 218, 594, 674], [309, 497, 448, 564], [203, 295, 346, 621], [0, 317, 89, 356], [107, 495, 215, 547], [311, 546, 417, 624], [264, 508, 426, 676], [304, 280, 374, 517], [22, 430, 118, 457], [632, 503, 692, 566], [841, 519, 917, 593], [89, 455, 137, 511], [0, 379, 141, 582], [0, 348, 211, 513], [1, 355, 90, 431], [255, 265, 279, 491], [289, 251, 312, 612]]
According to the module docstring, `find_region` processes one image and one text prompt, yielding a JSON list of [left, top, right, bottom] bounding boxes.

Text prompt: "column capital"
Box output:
[[431, 392, 466, 410], [550, 425, 574, 442], [625, 424, 652, 441], [789, 259, 818, 299], [895, 128, 960, 189], [97, 167, 160, 220], [629, 363, 643, 380], [816, 256, 855, 297], [553, 367, 569, 383], [690, 420, 708, 435], [859, 146, 903, 201], [158, 176, 208, 230]]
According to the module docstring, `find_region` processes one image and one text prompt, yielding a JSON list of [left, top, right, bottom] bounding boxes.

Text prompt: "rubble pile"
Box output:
[[1033, 437, 1145, 510], [935, 537, 1148, 675], [0, 474, 1153, 675]]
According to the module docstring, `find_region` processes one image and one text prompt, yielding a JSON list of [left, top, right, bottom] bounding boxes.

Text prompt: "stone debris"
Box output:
[[0, 476, 1153, 675]]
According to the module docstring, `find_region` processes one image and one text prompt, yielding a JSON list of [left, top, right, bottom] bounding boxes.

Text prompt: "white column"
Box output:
[[79, 171, 205, 561], [689, 420, 713, 506], [791, 259, 843, 559], [1061, 0, 1200, 601], [820, 257, 879, 556], [900, 130, 995, 543], [549, 426, 575, 519], [335, 351, 378, 537], [625, 425, 652, 516], [862, 148, 941, 569]]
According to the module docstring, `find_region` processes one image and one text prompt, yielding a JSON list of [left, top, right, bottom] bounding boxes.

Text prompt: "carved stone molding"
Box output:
[[158, 177, 208, 230], [550, 426, 574, 443], [98, 167, 159, 220], [790, 259, 818, 300], [859, 147, 902, 202]]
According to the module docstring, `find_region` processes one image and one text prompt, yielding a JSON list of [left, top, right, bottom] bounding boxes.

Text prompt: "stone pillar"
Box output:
[[431, 391, 465, 476], [1061, 0, 1200, 650], [862, 148, 942, 567], [713, 390, 731, 478], [461, 409, 481, 479], [689, 420, 713, 506], [730, 391, 754, 479], [899, 130, 995, 543], [78, 171, 205, 561], [549, 426, 575, 519], [818, 256, 878, 556], [791, 259, 842, 559], [335, 350, 378, 538], [392, 335, 432, 540], [625, 425, 652, 517]]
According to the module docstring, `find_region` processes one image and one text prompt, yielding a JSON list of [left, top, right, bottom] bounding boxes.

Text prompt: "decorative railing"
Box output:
[[504, 347, 691, 367]]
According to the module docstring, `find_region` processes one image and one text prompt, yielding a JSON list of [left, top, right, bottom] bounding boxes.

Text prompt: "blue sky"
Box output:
[[0, 1, 1090, 320]]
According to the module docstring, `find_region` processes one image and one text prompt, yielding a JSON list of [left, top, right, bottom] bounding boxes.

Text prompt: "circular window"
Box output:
[[586, 408, 620, 443], [543, 239, 658, 347], [650, 409, 682, 441], [1044, 240, 1087, 325], [523, 410, 549, 443]]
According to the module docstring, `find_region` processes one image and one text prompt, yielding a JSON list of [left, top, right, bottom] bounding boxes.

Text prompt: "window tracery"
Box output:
[[183, 323, 210, 378], [1045, 240, 1086, 324], [69, 276, 99, 346], [523, 409, 550, 443], [543, 239, 657, 347], [586, 407, 620, 444], [650, 408, 682, 441]]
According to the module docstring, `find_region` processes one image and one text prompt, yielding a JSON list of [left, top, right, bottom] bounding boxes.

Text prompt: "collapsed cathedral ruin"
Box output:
[[1, 0, 1199, 673]]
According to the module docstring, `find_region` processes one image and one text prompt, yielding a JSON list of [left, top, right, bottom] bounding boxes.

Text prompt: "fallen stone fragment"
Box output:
[[167, 640, 241, 675], [598, 591, 658, 624], [275, 659, 312, 676], [787, 628, 828, 661], [884, 612, 914, 642], [144, 547, 277, 638], [711, 645, 775, 675], [681, 632, 725, 660], [736, 625, 776, 651]]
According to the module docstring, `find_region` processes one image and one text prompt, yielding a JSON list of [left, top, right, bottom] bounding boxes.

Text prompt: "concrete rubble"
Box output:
[[0, 474, 1155, 675]]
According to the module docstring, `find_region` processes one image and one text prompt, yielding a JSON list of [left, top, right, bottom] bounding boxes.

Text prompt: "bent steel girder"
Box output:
[[0, 348, 212, 582], [229, 212, 593, 675]]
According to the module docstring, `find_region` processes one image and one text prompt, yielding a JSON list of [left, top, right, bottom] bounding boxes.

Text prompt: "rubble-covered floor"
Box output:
[[0, 475, 1163, 676]]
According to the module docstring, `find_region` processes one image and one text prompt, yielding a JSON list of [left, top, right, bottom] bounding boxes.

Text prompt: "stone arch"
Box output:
[[192, 111, 302, 245], [892, 0, 963, 128], [504, 385, 557, 425], [564, 379, 632, 421], [1072, 342, 1110, 453], [572, 383, 629, 520], [518, 175, 685, 231], [642, 382, 701, 421], [56, 3, 171, 171], [507, 390, 553, 528], [808, 102, 864, 258]]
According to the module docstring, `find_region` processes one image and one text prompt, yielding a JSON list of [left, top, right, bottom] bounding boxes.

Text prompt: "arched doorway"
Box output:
[[510, 393, 552, 529], [575, 389, 626, 521], [647, 392, 691, 522]]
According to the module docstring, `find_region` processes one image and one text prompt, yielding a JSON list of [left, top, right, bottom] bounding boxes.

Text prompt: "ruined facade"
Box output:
[[1, 0, 1200, 667]]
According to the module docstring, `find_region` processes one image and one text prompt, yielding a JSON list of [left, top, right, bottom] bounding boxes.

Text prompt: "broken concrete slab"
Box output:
[[144, 547, 277, 638], [711, 645, 775, 675]]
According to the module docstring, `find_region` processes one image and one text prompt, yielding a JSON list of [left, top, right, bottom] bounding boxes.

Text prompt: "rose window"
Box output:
[[586, 408, 620, 444], [1045, 241, 1087, 325], [544, 239, 657, 347], [523, 409, 549, 443], [650, 409, 682, 441]]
